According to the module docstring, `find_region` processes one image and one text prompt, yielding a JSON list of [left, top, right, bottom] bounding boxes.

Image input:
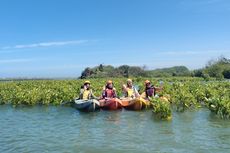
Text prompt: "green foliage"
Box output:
[[79, 56, 230, 80], [192, 69, 203, 77], [206, 97, 230, 119], [148, 66, 191, 77], [80, 64, 190, 78], [223, 68, 230, 79], [0, 78, 230, 119], [204, 82, 230, 119], [169, 82, 199, 112], [196, 56, 230, 79], [151, 97, 172, 120], [80, 56, 230, 80], [0, 80, 79, 106]]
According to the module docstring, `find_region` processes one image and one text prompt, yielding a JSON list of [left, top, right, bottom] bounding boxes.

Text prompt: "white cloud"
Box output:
[[0, 58, 44, 64], [0, 40, 89, 50]]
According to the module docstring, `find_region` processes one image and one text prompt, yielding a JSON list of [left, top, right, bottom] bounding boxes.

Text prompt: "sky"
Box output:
[[0, 0, 230, 78]]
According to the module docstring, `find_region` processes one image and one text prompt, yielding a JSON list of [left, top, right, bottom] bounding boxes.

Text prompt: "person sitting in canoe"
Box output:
[[122, 79, 139, 99], [141, 80, 162, 100], [79, 80, 98, 100], [101, 80, 117, 99], [99, 80, 123, 110], [75, 81, 100, 112]]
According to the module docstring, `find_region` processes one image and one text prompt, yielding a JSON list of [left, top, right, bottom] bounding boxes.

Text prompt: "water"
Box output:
[[0, 105, 230, 153]]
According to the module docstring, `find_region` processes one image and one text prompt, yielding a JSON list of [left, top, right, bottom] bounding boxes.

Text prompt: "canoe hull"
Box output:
[[74, 99, 100, 112], [99, 98, 123, 110], [122, 97, 150, 110]]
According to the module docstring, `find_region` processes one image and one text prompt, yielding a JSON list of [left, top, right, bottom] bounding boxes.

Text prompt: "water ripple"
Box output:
[[0, 106, 230, 153]]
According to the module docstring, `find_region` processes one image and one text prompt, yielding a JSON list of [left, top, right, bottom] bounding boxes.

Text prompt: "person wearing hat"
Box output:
[[101, 80, 117, 98], [122, 79, 139, 98], [79, 80, 97, 100], [141, 80, 162, 100]]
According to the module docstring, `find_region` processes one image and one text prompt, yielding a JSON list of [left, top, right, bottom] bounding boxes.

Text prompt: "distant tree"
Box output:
[[148, 66, 190, 77], [78, 57, 230, 79], [201, 73, 211, 81], [128, 66, 147, 77], [80, 67, 93, 79], [193, 69, 203, 77], [99, 64, 104, 72], [172, 72, 177, 76], [142, 65, 148, 70], [118, 65, 130, 78], [203, 56, 230, 79], [223, 68, 230, 79]]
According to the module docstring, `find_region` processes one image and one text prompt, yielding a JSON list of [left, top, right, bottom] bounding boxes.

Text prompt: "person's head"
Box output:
[[84, 80, 91, 89], [106, 80, 113, 89], [127, 79, 133, 87], [144, 80, 151, 88]]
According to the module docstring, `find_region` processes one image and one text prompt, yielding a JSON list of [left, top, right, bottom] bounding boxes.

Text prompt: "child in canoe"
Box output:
[[122, 79, 140, 99], [99, 80, 123, 109], [79, 80, 98, 100], [101, 80, 117, 99], [141, 80, 163, 100]]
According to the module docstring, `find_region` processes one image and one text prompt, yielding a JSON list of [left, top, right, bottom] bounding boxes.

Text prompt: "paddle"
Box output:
[[60, 98, 77, 105], [134, 84, 139, 92]]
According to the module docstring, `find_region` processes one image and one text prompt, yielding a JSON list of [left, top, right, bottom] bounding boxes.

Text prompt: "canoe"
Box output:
[[121, 97, 150, 110], [99, 98, 123, 110], [74, 99, 100, 112]]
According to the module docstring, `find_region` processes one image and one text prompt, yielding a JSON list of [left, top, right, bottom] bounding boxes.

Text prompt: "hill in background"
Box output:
[[80, 57, 230, 80]]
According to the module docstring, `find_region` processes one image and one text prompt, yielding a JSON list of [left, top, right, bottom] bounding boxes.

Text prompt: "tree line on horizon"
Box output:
[[80, 56, 230, 80]]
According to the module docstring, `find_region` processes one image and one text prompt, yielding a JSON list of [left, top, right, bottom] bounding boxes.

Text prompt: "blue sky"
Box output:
[[0, 0, 230, 78]]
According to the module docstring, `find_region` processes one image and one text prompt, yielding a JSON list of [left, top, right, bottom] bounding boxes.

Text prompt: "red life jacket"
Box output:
[[104, 88, 116, 98]]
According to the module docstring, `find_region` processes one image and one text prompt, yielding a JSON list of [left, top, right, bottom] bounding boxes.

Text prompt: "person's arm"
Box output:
[[89, 89, 94, 99], [134, 87, 140, 97], [102, 86, 106, 98], [140, 92, 146, 99], [90, 89, 99, 100], [78, 89, 84, 99], [121, 84, 128, 97], [154, 86, 163, 92], [122, 84, 127, 92]]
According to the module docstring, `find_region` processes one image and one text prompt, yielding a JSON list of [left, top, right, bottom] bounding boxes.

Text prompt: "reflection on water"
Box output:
[[0, 105, 230, 153]]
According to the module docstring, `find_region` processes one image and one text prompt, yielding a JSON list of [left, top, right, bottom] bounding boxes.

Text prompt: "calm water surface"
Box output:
[[0, 105, 230, 153]]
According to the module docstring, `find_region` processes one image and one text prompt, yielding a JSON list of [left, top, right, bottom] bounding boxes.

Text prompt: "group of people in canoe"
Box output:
[[79, 79, 161, 100], [74, 79, 164, 111]]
